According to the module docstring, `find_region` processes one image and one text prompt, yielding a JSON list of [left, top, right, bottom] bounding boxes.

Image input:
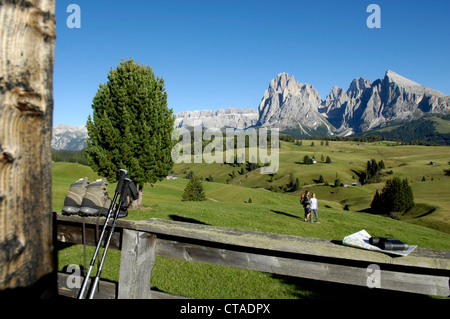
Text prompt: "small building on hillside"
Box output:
[[166, 173, 180, 180]]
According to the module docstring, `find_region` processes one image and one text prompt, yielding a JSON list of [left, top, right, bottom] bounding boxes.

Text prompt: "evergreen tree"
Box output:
[[303, 155, 312, 164], [185, 170, 194, 179], [334, 178, 341, 187], [288, 173, 294, 188], [294, 178, 300, 191], [370, 190, 383, 212], [363, 158, 384, 183], [402, 178, 414, 211], [86, 59, 175, 208], [371, 177, 414, 215], [182, 175, 206, 201]]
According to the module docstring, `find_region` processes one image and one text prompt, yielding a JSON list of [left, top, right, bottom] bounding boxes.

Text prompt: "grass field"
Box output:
[[53, 139, 450, 298], [171, 139, 450, 233]]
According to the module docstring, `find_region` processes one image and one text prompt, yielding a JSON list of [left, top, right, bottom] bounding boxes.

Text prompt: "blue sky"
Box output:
[[54, 0, 450, 126]]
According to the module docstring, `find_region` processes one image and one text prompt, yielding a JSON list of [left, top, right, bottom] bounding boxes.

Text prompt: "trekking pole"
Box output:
[[77, 169, 128, 299], [87, 178, 131, 299]]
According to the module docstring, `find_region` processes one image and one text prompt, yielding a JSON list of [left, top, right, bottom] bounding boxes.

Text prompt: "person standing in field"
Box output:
[[309, 193, 319, 223], [301, 190, 311, 222]]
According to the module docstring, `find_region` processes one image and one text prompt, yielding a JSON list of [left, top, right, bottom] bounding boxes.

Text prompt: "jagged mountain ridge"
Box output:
[[52, 124, 88, 151], [258, 70, 450, 136], [53, 70, 450, 150], [174, 108, 258, 129], [321, 70, 450, 135], [256, 72, 334, 135]]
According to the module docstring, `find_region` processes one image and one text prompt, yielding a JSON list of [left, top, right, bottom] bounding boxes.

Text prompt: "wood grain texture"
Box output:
[[0, 0, 55, 291]]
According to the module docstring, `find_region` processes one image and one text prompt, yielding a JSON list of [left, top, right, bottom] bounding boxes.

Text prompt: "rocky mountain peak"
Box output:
[[347, 77, 372, 96], [384, 69, 447, 98], [257, 72, 331, 134], [52, 124, 88, 150], [322, 70, 450, 134], [268, 72, 295, 92]]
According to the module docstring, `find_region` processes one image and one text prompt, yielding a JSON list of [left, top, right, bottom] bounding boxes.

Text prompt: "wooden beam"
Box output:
[[56, 214, 450, 270], [155, 238, 450, 297], [57, 272, 190, 299], [57, 220, 122, 250], [57, 273, 116, 299]]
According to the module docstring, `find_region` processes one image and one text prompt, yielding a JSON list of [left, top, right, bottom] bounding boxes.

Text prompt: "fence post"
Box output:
[[0, 0, 56, 296], [118, 229, 156, 299]]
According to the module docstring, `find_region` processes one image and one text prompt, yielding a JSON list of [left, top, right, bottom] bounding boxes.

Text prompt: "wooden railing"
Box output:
[[55, 213, 450, 299]]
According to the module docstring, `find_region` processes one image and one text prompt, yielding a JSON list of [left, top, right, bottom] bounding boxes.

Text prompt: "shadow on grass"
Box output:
[[169, 214, 210, 226], [271, 210, 301, 219]]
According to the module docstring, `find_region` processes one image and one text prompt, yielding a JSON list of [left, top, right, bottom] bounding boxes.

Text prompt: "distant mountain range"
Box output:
[[52, 124, 88, 151], [174, 108, 258, 129], [257, 70, 449, 136], [52, 70, 450, 150]]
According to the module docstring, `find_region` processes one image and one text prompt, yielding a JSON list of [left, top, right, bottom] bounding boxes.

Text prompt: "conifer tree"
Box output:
[[303, 155, 312, 164], [370, 190, 383, 212], [86, 59, 175, 208], [182, 175, 206, 201], [371, 177, 414, 215]]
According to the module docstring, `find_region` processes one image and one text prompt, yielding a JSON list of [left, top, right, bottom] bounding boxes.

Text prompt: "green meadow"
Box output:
[[171, 139, 450, 233], [53, 139, 450, 298]]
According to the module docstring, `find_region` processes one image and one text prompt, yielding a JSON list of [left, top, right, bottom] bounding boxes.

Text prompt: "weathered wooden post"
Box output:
[[0, 0, 56, 296], [118, 230, 156, 299]]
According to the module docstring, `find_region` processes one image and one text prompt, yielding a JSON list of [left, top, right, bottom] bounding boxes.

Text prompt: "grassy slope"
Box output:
[[53, 140, 450, 299], [171, 139, 450, 233], [52, 162, 450, 250]]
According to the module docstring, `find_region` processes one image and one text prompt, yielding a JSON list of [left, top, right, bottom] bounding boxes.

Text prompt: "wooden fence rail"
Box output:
[[55, 213, 450, 299]]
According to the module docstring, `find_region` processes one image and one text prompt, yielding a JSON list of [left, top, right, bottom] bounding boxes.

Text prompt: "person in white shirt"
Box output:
[[309, 193, 319, 223]]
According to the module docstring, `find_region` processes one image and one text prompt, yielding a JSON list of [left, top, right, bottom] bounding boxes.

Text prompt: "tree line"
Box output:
[[279, 114, 450, 146], [52, 149, 89, 165]]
